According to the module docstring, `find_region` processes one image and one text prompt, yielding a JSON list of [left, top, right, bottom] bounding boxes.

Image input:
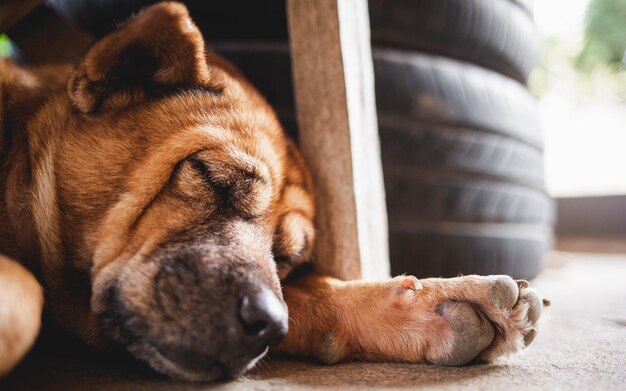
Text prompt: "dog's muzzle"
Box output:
[[97, 242, 287, 381]]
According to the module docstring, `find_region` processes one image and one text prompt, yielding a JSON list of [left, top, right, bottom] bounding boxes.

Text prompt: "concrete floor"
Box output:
[[2, 250, 626, 390]]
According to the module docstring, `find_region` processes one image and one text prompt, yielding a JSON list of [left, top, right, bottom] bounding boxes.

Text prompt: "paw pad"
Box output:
[[429, 302, 495, 366]]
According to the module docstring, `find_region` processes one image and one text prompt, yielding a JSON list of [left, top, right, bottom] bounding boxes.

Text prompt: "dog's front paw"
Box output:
[[282, 274, 548, 367], [421, 275, 549, 366]]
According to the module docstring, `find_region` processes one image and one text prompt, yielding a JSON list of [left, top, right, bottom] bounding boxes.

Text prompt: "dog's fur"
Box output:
[[0, 2, 547, 381]]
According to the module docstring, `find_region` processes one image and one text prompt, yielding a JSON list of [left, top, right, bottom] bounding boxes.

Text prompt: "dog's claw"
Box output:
[[402, 276, 423, 292]]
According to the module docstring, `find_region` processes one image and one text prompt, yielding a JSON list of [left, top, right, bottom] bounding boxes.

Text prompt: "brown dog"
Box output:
[[0, 2, 547, 381]]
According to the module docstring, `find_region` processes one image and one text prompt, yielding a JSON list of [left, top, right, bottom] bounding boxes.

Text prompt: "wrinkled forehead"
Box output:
[[140, 99, 285, 185]]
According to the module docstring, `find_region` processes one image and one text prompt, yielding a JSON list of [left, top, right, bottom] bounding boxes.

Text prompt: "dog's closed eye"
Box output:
[[168, 159, 221, 215], [189, 158, 233, 210], [176, 152, 273, 218]]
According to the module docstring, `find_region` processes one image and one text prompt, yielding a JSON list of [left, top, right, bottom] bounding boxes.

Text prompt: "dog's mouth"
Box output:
[[149, 343, 269, 381], [156, 346, 227, 378]]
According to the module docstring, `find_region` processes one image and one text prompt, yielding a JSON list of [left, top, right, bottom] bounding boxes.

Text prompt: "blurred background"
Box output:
[[532, 0, 626, 255], [533, 0, 626, 197]]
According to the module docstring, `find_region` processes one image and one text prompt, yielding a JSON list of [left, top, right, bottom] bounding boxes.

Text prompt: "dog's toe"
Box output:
[[516, 279, 529, 289], [516, 287, 544, 348], [519, 288, 543, 325]]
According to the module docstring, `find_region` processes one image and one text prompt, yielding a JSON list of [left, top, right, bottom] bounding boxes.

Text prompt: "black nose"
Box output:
[[239, 286, 288, 346]]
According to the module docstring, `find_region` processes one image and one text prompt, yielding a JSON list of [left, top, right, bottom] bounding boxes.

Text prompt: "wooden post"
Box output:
[[287, 0, 389, 280]]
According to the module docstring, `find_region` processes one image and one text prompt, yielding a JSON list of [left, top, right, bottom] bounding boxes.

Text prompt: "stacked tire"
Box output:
[[50, 0, 553, 279], [370, 0, 552, 279]]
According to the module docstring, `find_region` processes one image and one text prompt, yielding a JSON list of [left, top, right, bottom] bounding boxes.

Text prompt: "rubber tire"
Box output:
[[369, 0, 540, 83], [389, 231, 549, 279], [380, 123, 545, 189], [384, 173, 553, 225], [48, 0, 289, 40], [374, 48, 543, 149], [374, 49, 550, 279]]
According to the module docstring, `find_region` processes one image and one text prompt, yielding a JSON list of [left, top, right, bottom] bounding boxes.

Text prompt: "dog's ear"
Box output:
[[68, 2, 212, 113]]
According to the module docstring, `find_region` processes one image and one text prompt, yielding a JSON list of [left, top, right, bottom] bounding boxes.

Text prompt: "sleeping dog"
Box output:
[[0, 2, 547, 381]]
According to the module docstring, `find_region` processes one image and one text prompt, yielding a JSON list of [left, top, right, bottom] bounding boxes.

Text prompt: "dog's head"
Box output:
[[7, 2, 315, 381]]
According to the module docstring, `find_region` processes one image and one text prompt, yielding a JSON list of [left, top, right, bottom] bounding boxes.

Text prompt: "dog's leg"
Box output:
[[275, 274, 547, 365], [0, 255, 43, 376]]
